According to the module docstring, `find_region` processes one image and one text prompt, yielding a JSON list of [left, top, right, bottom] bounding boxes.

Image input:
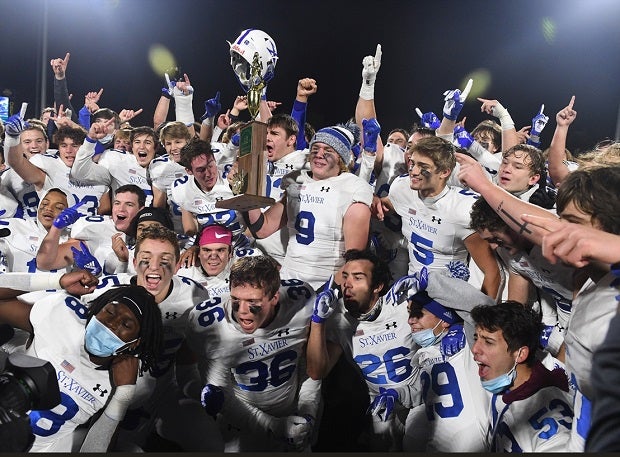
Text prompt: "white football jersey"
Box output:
[[148, 154, 187, 233], [186, 278, 316, 418], [30, 153, 107, 217], [0, 167, 39, 220], [255, 149, 309, 264], [279, 170, 374, 290], [170, 175, 246, 238], [0, 179, 19, 218], [389, 180, 478, 276], [0, 217, 68, 272], [564, 271, 618, 451], [403, 341, 488, 452], [97, 150, 153, 206], [70, 215, 123, 270], [25, 292, 113, 452], [486, 363, 573, 452]]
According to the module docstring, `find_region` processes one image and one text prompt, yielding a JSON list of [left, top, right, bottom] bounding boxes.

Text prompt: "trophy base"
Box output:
[[215, 194, 276, 211]]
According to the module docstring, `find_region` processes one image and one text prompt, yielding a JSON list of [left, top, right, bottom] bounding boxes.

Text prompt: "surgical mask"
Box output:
[[481, 350, 520, 394], [100, 133, 114, 144], [411, 320, 443, 347], [85, 316, 136, 357]]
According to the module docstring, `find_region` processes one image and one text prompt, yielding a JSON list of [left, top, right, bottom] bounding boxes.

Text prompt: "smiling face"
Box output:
[[37, 190, 68, 230], [132, 133, 156, 168], [230, 283, 279, 334], [408, 307, 446, 335], [164, 137, 188, 163], [408, 151, 450, 197], [57, 136, 81, 167], [133, 238, 177, 303], [309, 142, 342, 180], [112, 191, 142, 233], [20, 128, 48, 158], [199, 243, 232, 276]]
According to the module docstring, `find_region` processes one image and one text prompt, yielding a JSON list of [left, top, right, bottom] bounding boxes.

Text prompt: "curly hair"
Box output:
[[87, 285, 163, 376]]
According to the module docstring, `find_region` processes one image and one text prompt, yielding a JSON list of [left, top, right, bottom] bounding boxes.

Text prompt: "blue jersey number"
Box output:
[[295, 210, 315, 245], [411, 232, 434, 265], [30, 392, 79, 437], [354, 346, 412, 385], [195, 297, 225, 327], [420, 362, 464, 420], [235, 349, 297, 392]]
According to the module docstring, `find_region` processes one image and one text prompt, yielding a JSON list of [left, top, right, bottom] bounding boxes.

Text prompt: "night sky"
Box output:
[[2, 0, 619, 153]]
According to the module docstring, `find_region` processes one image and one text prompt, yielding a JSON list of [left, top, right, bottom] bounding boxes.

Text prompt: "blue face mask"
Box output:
[[481, 351, 520, 394], [412, 320, 443, 347], [85, 316, 136, 357]]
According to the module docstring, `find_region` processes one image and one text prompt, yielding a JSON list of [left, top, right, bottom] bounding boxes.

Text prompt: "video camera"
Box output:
[[0, 324, 61, 451]]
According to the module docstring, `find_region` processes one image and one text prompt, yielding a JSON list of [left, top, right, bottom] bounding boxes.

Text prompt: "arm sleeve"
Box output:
[[79, 106, 92, 130], [291, 100, 308, 150], [53, 77, 78, 123], [70, 139, 112, 186]]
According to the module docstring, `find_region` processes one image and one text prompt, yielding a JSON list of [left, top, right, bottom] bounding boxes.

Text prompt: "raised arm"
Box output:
[[50, 52, 78, 123], [477, 97, 519, 152], [4, 107, 46, 189], [547, 96, 577, 187], [291, 78, 318, 150]]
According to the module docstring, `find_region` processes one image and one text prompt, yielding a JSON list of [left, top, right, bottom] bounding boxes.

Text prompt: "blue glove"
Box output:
[[440, 324, 466, 357], [4, 103, 29, 138], [71, 241, 102, 276], [200, 91, 221, 121], [201, 383, 224, 418], [161, 72, 176, 99], [539, 325, 554, 349], [367, 387, 398, 421], [385, 267, 429, 305], [312, 281, 340, 323], [231, 132, 240, 147], [415, 108, 440, 130], [53, 200, 86, 229], [362, 118, 381, 153], [527, 104, 549, 147], [453, 125, 474, 149], [442, 79, 473, 121]]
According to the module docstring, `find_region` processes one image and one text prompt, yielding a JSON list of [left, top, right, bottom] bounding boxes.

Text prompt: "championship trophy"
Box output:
[[216, 29, 278, 212]]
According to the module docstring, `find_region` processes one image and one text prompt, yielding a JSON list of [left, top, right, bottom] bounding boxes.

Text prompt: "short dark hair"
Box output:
[[52, 126, 86, 146], [115, 184, 146, 208], [471, 300, 542, 367], [409, 136, 456, 173], [179, 138, 215, 170], [135, 224, 180, 261], [267, 113, 299, 138], [343, 249, 391, 296], [87, 285, 163, 376], [469, 197, 508, 232], [130, 126, 157, 145]]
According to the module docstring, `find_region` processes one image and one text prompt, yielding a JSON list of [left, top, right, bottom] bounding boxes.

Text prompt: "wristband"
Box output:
[[243, 212, 265, 237], [104, 384, 136, 421], [30, 272, 65, 291]]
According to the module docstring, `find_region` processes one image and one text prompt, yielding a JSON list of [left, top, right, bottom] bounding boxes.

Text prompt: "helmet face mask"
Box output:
[[229, 29, 278, 91]]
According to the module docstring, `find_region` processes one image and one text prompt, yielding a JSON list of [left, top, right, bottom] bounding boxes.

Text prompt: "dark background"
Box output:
[[2, 0, 619, 154]]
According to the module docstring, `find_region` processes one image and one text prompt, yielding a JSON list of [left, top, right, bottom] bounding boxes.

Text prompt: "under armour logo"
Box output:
[[385, 322, 397, 330], [93, 384, 108, 397], [431, 216, 441, 224], [216, 196, 223, 201], [285, 164, 294, 170], [165, 311, 179, 319], [277, 328, 290, 337], [320, 186, 330, 192]]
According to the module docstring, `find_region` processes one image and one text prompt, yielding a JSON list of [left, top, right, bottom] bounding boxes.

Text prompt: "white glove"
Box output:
[[271, 415, 314, 450], [359, 44, 382, 100]]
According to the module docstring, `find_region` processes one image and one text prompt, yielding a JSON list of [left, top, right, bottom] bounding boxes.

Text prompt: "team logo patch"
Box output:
[[408, 208, 417, 215], [242, 337, 255, 347], [354, 329, 365, 337]]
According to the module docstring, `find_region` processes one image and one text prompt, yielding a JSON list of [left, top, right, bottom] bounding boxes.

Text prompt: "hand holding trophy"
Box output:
[[218, 29, 279, 211]]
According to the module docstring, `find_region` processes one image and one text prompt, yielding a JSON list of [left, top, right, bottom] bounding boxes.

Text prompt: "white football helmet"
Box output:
[[228, 29, 278, 91]]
